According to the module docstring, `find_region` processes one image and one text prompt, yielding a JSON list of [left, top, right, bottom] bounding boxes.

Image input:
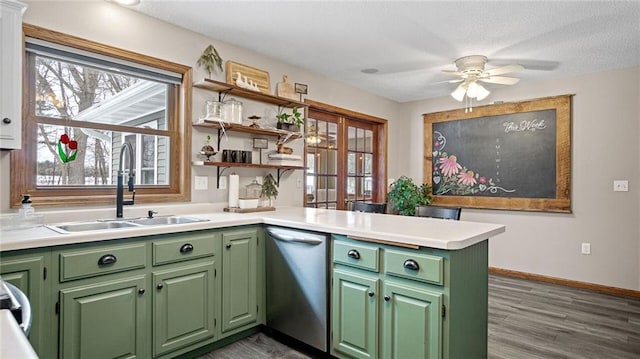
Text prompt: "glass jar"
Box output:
[[245, 179, 263, 199], [204, 101, 222, 122], [222, 98, 243, 124]]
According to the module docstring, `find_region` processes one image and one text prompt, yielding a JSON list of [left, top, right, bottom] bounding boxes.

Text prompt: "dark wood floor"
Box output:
[[202, 275, 640, 358]]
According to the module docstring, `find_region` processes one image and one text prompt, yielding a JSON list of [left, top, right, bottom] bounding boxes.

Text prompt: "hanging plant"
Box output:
[[57, 133, 78, 163]]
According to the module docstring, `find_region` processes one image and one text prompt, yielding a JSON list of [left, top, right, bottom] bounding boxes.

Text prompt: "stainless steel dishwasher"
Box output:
[[265, 226, 329, 352]]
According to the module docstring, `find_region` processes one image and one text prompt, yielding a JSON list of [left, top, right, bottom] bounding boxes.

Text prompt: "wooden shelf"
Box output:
[[200, 161, 304, 171], [193, 122, 302, 140], [194, 78, 307, 109], [194, 161, 304, 188]]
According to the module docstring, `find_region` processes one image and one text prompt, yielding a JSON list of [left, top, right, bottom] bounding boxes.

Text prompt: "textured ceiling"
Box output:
[[131, 1, 640, 103]]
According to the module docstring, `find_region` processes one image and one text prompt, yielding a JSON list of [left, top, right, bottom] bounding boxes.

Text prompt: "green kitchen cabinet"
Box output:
[[332, 235, 488, 359], [0, 249, 52, 358], [220, 227, 259, 334], [59, 275, 147, 359], [152, 261, 216, 357], [381, 281, 442, 359], [332, 268, 379, 359]]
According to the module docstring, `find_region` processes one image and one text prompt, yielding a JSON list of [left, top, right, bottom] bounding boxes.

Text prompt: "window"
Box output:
[[11, 25, 192, 207], [304, 101, 387, 210]]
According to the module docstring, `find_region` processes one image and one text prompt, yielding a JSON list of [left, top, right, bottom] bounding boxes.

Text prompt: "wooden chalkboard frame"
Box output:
[[423, 95, 572, 213]]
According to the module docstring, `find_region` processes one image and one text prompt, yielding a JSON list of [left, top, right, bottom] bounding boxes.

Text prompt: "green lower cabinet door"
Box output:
[[153, 262, 216, 357], [381, 281, 443, 359], [0, 252, 49, 358], [60, 276, 147, 359], [221, 229, 258, 333], [332, 269, 379, 359]]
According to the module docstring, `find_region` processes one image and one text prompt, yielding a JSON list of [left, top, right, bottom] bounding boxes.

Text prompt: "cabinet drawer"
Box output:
[[152, 232, 217, 265], [384, 249, 443, 285], [59, 243, 146, 282], [333, 240, 379, 272]]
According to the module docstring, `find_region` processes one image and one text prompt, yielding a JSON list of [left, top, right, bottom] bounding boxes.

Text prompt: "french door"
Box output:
[[304, 101, 387, 210]]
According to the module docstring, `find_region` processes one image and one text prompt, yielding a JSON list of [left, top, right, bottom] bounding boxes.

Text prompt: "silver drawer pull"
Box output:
[[98, 254, 117, 266], [347, 249, 361, 260], [403, 259, 420, 271]]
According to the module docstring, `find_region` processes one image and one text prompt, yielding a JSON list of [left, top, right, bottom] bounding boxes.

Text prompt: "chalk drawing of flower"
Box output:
[[457, 170, 477, 186], [431, 131, 515, 196], [439, 155, 462, 177]]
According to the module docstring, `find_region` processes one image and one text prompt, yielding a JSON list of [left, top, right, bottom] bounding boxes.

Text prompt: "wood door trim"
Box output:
[[305, 99, 388, 124]]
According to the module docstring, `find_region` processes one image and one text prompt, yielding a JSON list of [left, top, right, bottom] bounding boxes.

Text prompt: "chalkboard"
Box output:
[[432, 109, 556, 198], [423, 95, 572, 213]]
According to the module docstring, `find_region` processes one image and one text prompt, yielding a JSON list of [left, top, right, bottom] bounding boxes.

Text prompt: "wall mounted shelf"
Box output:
[[194, 78, 308, 109], [193, 161, 304, 188]]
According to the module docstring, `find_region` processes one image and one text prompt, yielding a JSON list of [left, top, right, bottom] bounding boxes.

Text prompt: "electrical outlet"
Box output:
[[219, 176, 227, 190], [581, 243, 591, 255], [194, 176, 208, 190], [613, 180, 629, 192]]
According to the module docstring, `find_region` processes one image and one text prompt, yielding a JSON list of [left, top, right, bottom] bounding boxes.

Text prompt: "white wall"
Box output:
[[0, 0, 401, 210], [401, 67, 640, 290], [5, 1, 638, 291]]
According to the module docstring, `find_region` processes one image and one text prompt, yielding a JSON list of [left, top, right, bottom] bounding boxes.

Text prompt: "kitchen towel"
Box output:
[[228, 174, 240, 207]]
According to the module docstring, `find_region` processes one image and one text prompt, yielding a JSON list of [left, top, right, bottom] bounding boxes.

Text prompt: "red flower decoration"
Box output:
[[60, 134, 70, 144], [68, 140, 78, 150]]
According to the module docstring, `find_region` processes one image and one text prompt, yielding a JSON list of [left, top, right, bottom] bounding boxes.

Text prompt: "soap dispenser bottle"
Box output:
[[19, 194, 35, 217]]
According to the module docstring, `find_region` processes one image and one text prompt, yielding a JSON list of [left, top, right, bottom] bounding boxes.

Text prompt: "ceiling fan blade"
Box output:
[[433, 78, 464, 85], [441, 70, 462, 76], [478, 76, 521, 85], [484, 64, 524, 76]]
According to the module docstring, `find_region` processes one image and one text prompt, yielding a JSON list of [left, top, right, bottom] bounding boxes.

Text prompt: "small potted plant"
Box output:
[[197, 44, 223, 79], [276, 107, 304, 132], [386, 176, 432, 216], [262, 173, 279, 207]]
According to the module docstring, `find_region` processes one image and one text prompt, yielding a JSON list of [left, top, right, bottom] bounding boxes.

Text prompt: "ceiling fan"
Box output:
[[442, 55, 524, 103]]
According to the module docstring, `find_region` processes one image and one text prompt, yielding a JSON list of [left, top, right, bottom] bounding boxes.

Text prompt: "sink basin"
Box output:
[[46, 216, 209, 234], [128, 216, 209, 226], [47, 221, 140, 233]]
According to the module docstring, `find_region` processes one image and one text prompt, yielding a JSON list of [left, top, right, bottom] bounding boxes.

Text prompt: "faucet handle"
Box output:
[[123, 190, 136, 206], [148, 210, 158, 218]]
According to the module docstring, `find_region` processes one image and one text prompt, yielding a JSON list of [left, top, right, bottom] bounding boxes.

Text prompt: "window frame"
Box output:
[[10, 24, 192, 208]]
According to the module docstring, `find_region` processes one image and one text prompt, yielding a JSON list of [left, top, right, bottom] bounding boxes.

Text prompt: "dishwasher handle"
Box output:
[[266, 227, 324, 245]]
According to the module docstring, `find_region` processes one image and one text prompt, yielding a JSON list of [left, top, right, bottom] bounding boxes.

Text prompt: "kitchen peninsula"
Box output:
[[0, 205, 505, 359]]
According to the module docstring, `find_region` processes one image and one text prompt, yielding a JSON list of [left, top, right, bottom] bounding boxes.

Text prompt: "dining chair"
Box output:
[[351, 202, 387, 214], [414, 205, 461, 220]]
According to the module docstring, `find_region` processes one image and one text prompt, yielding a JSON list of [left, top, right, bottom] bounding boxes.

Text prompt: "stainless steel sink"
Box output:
[[47, 221, 140, 233], [46, 216, 209, 233], [128, 216, 208, 226]]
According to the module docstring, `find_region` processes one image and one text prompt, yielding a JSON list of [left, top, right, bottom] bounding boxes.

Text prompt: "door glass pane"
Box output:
[[328, 122, 338, 148], [347, 152, 356, 175], [317, 149, 328, 174], [364, 130, 373, 152], [347, 127, 356, 151], [328, 149, 338, 175], [363, 153, 372, 175], [356, 128, 365, 151]]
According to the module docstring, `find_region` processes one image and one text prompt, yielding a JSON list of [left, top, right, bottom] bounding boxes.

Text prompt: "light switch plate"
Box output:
[[613, 180, 629, 192]]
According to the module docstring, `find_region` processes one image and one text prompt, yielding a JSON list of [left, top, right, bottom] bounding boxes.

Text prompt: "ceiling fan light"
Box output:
[[475, 84, 490, 101], [466, 81, 480, 98], [451, 83, 467, 101]]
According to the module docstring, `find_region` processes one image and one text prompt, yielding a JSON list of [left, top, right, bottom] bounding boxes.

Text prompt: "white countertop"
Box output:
[[0, 205, 505, 252]]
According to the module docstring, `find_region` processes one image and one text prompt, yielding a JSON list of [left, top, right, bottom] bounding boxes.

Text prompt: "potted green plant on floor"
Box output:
[[386, 176, 432, 216]]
